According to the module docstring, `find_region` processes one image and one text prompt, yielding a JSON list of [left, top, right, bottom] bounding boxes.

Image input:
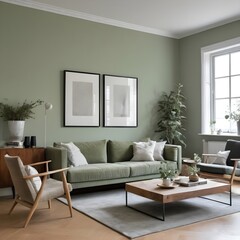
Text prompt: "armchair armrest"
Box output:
[[27, 160, 52, 172], [23, 167, 69, 180], [28, 160, 51, 167], [202, 153, 218, 157]]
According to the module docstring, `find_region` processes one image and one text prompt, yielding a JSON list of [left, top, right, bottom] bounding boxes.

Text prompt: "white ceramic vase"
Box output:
[[162, 178, 171, 186], [237, 121, 240, 135], [8, 120, 25, 141]]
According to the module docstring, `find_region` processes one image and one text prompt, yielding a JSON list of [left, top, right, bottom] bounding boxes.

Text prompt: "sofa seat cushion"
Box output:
[[198, 163, 240, 176], [67, 163, 130, 183], [117, 161, 169, 177]]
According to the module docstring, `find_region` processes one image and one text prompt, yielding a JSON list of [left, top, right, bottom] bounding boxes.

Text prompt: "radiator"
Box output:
[[202, 139, 226, 154]]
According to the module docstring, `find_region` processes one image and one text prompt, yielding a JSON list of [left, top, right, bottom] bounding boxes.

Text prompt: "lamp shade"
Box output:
[[45, 103, 53, 111]]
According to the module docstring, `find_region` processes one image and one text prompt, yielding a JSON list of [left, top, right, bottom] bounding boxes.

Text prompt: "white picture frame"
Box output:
[[103, 74, 138, 127], [64, 70, 100, 127]]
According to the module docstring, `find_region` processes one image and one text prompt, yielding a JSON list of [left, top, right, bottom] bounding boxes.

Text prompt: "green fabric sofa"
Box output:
[[46, 140, 182, 189]]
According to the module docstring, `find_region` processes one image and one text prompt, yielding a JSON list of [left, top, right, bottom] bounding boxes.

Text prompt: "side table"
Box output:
[[181, 159, 196, 176]]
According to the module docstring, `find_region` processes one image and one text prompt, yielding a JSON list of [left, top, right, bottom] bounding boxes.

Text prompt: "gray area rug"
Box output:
[[59, 188, 240, 239]]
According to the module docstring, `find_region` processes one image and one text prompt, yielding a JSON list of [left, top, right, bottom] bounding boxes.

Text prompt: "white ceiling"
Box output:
[[2, 0, 240, 38]]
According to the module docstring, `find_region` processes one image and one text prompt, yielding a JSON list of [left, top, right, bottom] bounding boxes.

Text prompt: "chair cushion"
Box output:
[[213, 150, 230, 165], [25, 165, 42, 192], [225, 140, 240, 166], [198, 162, 240, 176], [41, 178, 72, 201]]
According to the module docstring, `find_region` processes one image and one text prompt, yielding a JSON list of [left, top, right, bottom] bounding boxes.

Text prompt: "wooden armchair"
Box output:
[[4, 155, 73, 228], [198, 139, 240, 185]]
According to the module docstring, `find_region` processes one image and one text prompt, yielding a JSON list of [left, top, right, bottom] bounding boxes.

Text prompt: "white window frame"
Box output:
[[201, 37, 240, 134]]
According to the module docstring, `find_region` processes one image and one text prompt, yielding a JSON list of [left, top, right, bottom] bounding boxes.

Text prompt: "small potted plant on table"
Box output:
[[159, 161, 178, 186], [188, 153, 201, 182]]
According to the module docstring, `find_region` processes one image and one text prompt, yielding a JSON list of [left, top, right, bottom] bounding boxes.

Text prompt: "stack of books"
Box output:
[[5, 141, 24, 148], [174, 178, 207, 187]]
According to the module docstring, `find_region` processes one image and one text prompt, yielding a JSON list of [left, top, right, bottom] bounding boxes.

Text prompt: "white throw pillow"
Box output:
[[153, 141, 166, 161], [131, 140, 156, 161], [213, 150, 230, 165], [25, 165, 42, 192], [60, 142, 88, 167]]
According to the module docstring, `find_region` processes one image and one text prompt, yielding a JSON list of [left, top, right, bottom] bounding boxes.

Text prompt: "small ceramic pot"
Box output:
[[162, 178, 171, 186], [189, 174, 199, 182]]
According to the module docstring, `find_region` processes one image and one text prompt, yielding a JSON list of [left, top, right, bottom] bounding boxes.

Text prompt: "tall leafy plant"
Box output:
[[155, 83, 186, 147]]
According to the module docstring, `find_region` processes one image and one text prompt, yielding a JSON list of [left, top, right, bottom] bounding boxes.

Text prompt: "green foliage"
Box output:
[[0, 99, 43, 121], [193, 153, 201, 163], [225, 104, 240, 122], [159, 161, 178, 179], [155, 83, 186, 147], [188, 165, 200, 176]]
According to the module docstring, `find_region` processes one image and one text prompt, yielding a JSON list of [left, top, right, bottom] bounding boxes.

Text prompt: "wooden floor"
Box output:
[[1, 184, 240, 240]]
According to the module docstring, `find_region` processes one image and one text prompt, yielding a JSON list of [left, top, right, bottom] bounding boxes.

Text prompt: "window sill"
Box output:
[[199, 133, 240, 138]]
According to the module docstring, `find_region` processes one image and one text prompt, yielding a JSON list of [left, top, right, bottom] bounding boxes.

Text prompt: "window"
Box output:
[[201, 37, 240, 134]]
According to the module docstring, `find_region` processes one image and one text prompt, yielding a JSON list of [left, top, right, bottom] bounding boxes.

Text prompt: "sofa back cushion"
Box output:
[[107, 140, 134, 163], [74, 140, 108, 164]]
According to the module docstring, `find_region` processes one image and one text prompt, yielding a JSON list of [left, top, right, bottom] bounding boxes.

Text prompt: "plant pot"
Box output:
[[162, 178, 171, 186], [189, 174, 199, 182], [8, 120, 25, 141], [237, 121, 240, 135]]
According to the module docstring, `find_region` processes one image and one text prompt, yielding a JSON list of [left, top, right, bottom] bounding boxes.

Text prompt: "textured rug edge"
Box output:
[[58, 190, 240, 239]]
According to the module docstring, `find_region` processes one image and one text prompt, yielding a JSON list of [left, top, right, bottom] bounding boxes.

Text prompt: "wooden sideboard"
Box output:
[[0, 147, 45, 188]]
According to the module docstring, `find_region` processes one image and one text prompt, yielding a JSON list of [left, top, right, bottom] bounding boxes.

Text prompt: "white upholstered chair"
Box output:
[[5, 155, 73, 228]]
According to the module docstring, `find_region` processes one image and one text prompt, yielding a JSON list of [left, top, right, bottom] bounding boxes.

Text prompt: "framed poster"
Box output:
[[64, 70, 100, 127], [103, 74, 138, 127]]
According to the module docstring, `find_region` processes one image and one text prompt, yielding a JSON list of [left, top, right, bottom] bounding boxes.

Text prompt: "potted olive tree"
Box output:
[[0, 99, 43, 141], [155, 83, 186, 147]]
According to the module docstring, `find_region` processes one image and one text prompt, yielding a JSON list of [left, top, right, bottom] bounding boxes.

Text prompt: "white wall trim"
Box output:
[[1, 0, 175, 38], [201, 36, 240, 134]]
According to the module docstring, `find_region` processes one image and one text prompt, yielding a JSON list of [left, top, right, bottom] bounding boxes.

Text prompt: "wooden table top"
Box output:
[[125, 178, 230, 204]]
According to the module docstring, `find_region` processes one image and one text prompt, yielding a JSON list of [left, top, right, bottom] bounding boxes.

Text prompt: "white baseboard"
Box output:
[[0, 187, 12, 197]]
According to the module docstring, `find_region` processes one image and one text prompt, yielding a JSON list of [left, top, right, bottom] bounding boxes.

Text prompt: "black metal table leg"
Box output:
[[125, 190, 166, 221]]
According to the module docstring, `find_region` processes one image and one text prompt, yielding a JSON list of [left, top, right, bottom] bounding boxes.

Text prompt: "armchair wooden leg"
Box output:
[[9, 195, 20, 214], [61, 172, 73, 217], [65, 188, 73, 217], [24, 201, 39, 228], [230, 160, 238, 185], [24, 176, 47, 228], [48, 200, 52, 209]]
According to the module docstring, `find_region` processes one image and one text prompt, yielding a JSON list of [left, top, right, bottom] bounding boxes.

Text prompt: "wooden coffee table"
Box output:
[[125, 178, 231, 221]]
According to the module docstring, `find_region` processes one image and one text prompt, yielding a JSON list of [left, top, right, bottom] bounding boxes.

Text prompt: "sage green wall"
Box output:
[[179, 20, 240, 157], [0, 2, 179, 147]]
